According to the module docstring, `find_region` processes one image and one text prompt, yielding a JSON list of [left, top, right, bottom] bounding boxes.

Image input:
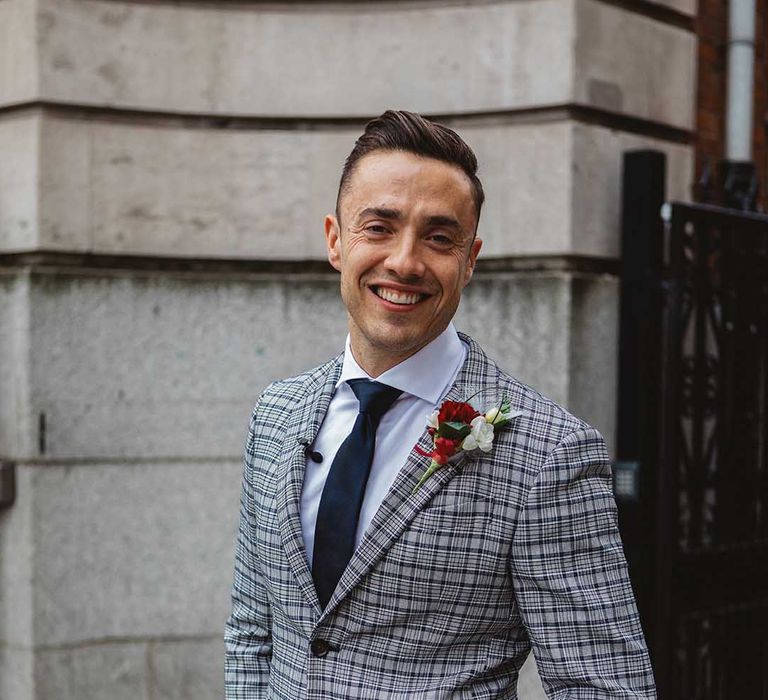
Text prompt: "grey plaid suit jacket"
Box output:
[[225, 333, 656, 699]]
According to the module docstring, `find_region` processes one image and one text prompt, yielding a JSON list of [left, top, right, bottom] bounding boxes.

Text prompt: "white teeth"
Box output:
[[375, 287, 423, 305]]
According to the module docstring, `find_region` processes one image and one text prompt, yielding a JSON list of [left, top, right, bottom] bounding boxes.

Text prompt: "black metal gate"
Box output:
[[616, 151, 768, 699]]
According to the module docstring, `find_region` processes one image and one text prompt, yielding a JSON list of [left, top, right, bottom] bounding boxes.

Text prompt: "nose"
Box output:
[[384, 231, 426, 280]]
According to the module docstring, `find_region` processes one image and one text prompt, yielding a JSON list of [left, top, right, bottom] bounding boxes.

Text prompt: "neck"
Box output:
[[346, 324, 449, 378], [347, 343, 413, 378]]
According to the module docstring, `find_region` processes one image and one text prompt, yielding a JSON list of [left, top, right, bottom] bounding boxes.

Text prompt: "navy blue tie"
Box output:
[[312, 379, 402, 609]]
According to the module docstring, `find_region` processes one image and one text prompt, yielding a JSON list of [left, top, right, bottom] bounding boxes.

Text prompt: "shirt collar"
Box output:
[[337, 323, 466, 405]]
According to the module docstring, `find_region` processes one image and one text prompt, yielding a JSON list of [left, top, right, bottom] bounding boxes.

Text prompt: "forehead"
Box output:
[[340, 150, 476, 222]]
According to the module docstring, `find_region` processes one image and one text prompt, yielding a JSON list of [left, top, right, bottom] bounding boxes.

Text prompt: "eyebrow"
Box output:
[[356, 208, 465, 234], [356, 207, 402, 222], [424, 214, 463, 232]]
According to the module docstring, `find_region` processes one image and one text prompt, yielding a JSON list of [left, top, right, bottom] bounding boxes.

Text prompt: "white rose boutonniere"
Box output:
[[412, 395, 524, 493], [461, 415, 495, 452]]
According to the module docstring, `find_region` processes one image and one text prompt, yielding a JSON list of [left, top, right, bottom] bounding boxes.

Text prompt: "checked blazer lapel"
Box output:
[[275, 355, 342, 617], [321, 333, 500, 617]]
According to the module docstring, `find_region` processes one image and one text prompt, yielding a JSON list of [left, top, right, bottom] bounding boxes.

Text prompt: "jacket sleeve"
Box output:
[[510, 426, 657, 698], [224, 405, 273, 699]]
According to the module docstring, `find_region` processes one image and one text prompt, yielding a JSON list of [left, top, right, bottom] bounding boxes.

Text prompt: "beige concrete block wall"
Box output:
[[1, 271, 615, 462], [29, 459, 241, 644], [0, 465, 35, 700], [0, 273, 33, 458], [0, 0, 691, 127], [0, 116, 39, 252], [0, 112, 692, 258], [0, 0, 696, 697], [0, 269, 615, 699], [574, 1, 695, 125], [0, 0, 37, 107]]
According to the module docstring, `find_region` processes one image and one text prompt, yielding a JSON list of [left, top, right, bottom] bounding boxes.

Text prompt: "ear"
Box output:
[[463, 237, 483, 286], [325, 214, 342, 272]]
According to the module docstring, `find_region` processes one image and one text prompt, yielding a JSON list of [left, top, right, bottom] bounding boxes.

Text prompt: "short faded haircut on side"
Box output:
[[335, 110, 485, 231]]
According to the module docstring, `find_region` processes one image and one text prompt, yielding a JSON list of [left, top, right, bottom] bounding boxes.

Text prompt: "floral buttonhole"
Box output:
[[412, 392, 523, 493]]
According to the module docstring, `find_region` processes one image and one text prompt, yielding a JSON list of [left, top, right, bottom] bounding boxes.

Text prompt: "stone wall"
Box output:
[[0, 1, 696, 698]]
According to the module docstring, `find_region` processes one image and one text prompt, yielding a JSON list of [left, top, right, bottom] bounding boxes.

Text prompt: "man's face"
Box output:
[[325, 150, 482, 375]]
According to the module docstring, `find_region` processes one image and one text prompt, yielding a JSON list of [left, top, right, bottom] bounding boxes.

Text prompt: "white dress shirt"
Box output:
[[300, 323, 467, 568]]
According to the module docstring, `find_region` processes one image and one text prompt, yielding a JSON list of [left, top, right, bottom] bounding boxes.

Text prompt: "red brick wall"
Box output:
[[695, 0, 767, 208]]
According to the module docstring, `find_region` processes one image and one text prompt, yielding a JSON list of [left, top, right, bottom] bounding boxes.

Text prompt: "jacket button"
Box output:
[[310, 639, 330, 657]]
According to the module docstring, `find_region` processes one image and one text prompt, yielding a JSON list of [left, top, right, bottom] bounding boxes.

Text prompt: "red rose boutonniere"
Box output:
[[412, 395, 523, 493]]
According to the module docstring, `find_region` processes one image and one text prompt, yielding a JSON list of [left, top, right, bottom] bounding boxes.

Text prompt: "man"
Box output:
[[225, 110, 656, 698]]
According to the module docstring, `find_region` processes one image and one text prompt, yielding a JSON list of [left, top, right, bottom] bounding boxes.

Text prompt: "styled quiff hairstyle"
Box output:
[[335, 110, 485, 230]]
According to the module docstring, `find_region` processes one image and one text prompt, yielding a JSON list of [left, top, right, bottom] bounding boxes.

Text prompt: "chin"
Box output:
[[369, 328, 431, 356]]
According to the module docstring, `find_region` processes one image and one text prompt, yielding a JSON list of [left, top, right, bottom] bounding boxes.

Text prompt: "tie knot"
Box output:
[[347, 379, 402, 424]]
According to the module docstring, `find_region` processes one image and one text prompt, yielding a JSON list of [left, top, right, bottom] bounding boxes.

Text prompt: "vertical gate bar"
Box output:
[[758, 228, 768, 540], [690, 218, 709, 549], [616, 150, 667, 680], [729, 226, 749, 543], [742, 226, 756, 542], [726, 223, 761, 543], [750, 227, 768, 540], [679, 618, 689, 699], [724, 222, 737, 545], [658, 203, 688, 697], [717, 222, 735, 548], [762, 606, 768, 700], [677, 620, 685, 699]]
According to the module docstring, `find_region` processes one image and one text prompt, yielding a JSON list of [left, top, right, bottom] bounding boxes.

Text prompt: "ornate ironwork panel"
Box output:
[[666, 203, 768, 555], [616, 151, 768, 699], [652, 202, 767, 697], [657, 204, 768, 700]]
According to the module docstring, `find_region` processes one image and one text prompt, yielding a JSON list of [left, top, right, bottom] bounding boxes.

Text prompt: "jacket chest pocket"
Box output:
[[379, 495, 511, 614], [399, 497, 503, 577], [409, 495, 495, 533]]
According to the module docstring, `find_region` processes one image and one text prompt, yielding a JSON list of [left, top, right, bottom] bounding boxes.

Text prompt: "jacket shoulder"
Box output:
[[496, 365, 590, 443], [459, 333, 595, 452], [249, 354, 342, 426], [487, 360, 609, 489]]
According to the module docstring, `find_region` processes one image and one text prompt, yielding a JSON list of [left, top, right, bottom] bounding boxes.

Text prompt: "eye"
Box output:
[[364, 223, 391, 236], [427, 232, 454, 246]]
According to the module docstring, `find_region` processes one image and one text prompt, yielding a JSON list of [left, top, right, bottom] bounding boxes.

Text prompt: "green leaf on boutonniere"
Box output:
[[438, 421, 472, 441]]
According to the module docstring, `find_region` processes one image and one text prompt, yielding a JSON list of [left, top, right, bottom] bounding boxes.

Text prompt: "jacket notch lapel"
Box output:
[[321, 359, 487, 616], [275, 357, 342, 618]]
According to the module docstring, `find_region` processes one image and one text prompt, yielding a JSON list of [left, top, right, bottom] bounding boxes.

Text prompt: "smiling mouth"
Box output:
[[372, 286, 429, 306]]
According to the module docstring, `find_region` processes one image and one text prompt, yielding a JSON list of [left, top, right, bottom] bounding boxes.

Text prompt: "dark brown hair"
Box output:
[[335, 110, 484, 229]]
